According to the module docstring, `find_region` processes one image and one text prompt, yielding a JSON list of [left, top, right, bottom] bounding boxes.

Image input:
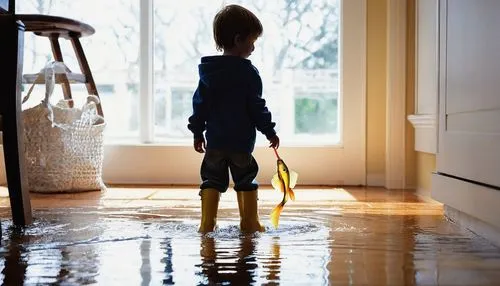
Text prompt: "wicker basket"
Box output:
[[22, 61, 106, 193]]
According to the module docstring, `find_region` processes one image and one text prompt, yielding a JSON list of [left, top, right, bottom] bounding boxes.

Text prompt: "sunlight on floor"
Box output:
[[0, 185, 442, 216]]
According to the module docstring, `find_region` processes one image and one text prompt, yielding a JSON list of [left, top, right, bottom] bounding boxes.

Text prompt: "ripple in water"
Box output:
[[0, 207, 499, 285]]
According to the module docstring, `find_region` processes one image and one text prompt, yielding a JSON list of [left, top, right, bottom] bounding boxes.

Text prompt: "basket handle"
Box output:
[[22, 61, 75, 128], [22, 61, 73, 106]]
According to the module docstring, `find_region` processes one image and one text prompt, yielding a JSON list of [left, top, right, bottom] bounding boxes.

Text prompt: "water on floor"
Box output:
[[0, 187, 499, 285]]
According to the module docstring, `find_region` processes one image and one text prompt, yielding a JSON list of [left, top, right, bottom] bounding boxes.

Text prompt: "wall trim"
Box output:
[[415, 187, 440, 203], [385, 0, 407, 189], [408, 114, 437, 153], [407, 114, 436, 127]]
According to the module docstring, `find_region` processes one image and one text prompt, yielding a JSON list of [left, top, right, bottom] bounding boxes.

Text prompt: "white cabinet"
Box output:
[[437, 0, 500, 188], [432, 0, 500, 244]]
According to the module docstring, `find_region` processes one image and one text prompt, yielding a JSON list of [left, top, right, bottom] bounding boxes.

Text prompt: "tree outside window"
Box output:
[[17, 0, 339, 144]]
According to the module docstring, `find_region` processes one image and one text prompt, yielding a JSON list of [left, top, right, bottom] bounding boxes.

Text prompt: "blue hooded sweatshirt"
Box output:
[[187, 56, 276, 153]]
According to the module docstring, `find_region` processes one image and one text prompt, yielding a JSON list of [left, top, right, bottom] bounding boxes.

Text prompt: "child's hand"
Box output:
[[194, 138, 206, 153], [268, 135, 280, 149]]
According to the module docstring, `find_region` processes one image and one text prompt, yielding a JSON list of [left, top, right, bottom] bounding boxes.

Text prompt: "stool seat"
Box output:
[[16, 14, 95, 39]]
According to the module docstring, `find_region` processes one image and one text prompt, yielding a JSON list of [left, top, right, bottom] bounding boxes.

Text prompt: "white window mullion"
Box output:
[[139, 0, 154, 143]]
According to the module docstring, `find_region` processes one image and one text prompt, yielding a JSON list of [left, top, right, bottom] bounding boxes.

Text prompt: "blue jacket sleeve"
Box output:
[[247, 73, 277, 139], [187, 81, 208, 140]]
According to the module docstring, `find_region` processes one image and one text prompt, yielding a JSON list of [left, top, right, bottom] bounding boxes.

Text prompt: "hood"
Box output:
[[198, 56, 254, 88]]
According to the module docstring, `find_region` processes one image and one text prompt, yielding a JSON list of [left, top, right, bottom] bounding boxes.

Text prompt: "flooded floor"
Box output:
[[0, 186, 498, 285]]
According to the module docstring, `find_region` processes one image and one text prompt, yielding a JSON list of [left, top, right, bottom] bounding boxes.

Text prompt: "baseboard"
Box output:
[[366, 173, 385, 187], [415, 187, 441, 204], [445, 205, 500, 248], [432, 172, 500, 246]]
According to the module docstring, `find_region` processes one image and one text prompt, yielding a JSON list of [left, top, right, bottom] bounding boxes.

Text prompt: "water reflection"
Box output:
[[0, 212, 104, 285], [140, 238, 152, 286], [0, 198, 498, 285], [262, 238, 281, 283], [197, 234, 258, 285], [326, 214, 420, 285], [161, 238, 174, 285], [58, 245, 100, 285], [2, 227, 27, 285]]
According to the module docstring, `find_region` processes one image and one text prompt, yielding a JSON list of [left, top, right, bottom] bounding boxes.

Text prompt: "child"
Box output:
[[188, 4, 279, 233]]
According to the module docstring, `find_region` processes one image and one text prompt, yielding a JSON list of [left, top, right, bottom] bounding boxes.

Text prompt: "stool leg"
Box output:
[[49, 34, 74, 107], [71, 36, 104, 116], [0, 16, 33, 226]]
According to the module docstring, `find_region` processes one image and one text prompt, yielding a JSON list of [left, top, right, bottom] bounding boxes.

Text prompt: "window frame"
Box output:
[[103, 0, 366, 186]]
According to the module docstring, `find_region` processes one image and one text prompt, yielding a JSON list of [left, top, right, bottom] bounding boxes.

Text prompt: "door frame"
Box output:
[[386, 0, 408, 189]]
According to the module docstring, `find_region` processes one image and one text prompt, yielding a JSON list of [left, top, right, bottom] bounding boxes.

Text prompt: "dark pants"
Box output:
[[199, 149, 259, 193]]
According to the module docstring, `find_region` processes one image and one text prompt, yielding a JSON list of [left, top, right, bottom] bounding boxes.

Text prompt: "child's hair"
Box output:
[[213, 4, 263, 51]]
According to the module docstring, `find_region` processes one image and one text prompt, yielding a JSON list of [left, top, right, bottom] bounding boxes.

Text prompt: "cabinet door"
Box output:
[[437, 0, 500, 188]]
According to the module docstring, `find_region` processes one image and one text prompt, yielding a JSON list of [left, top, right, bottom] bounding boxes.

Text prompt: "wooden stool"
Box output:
[[0, 3, 33, 226], [17, 14, 103, 116], [0, 13, 104, 226]]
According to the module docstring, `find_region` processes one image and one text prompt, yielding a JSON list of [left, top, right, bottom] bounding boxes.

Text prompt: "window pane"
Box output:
[[153, 1, 218, 143], [17, 0, 140, 140], [153, 0, 340, 145]]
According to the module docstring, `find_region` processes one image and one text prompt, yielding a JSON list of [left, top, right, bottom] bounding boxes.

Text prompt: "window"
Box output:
[[18, 0, 340, 145], [153, 0, 340, 145], [17, 0, 366, 185], [17, 0, 140, 140]]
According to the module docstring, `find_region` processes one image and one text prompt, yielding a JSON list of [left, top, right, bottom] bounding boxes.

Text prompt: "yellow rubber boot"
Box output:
[[237, 190, 265, 232], [199, 188, 220, 233]]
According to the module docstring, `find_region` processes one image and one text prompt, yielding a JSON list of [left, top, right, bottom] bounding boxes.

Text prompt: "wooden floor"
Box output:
[[0, 186, 498, 285], [0, 185, 442, 214]]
